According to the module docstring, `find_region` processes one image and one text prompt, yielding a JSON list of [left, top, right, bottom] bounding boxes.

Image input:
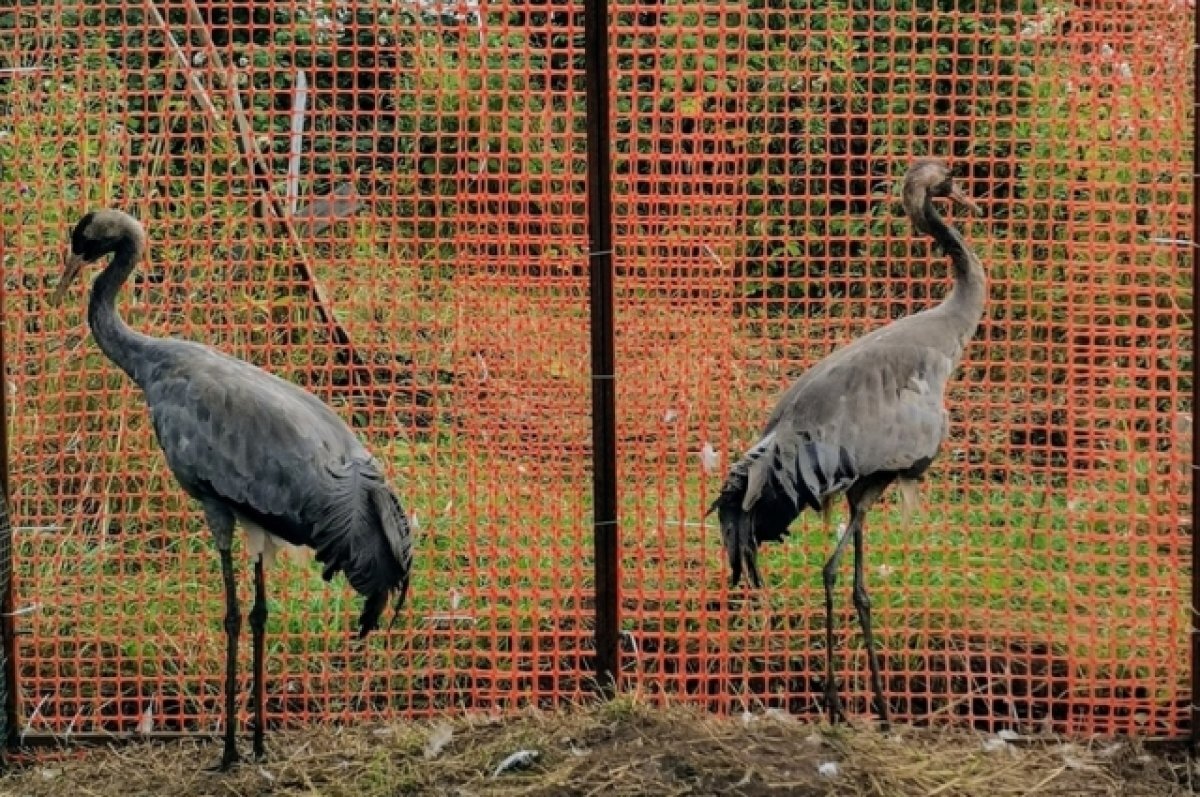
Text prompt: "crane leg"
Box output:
[[249, 558, 268, 761], [213, 544, 242, 772], [820, 523, 855, 725], [851, 515, 890, 730]]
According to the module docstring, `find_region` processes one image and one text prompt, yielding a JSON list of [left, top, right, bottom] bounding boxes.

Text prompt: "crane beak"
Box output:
[[949, 184, 982, 216], [48, 252, 88, 307]]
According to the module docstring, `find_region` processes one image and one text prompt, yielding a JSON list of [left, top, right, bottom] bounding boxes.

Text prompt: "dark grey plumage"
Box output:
[[143, 346, 411, 630], [709, 158, 985, 727], [51, 209, 413, 770]]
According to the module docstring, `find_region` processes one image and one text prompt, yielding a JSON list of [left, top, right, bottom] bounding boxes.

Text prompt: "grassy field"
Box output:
[[8, 418, 1187, 740]]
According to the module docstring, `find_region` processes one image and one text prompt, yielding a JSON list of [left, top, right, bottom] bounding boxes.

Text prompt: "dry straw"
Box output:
[[0, 697, 1192, 797]]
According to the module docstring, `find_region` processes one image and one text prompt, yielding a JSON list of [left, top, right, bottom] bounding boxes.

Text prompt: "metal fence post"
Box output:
[[584, 0, 620, 695], [1190, 0, 1200, 755]]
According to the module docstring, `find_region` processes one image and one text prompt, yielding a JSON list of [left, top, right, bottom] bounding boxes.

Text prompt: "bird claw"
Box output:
[[824, 690, 846, 726], [206, 748, 241, 773]]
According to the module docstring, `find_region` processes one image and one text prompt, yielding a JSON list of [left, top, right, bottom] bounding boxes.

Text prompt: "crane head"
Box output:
[[902, 159, 980, 234], [49, 210, 146, 306]]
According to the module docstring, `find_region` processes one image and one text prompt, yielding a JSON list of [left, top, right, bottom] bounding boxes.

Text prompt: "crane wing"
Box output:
[[143, 346, 366, 514], [741, 341, 955, 514], [141, 344, 412, 630]]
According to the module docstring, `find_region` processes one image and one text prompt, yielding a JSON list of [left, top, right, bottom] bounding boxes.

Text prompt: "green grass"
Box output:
[[11, 435, 1183, 717]]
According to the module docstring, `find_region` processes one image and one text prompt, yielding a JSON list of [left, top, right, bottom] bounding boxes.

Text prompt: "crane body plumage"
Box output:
[[52, 210, 413, 770], [710, 159, 985, 727], [718, 304, 972, 579], [142, 344, 411, 629]]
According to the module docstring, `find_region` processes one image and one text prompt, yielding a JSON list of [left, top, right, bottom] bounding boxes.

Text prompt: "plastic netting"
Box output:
[[0, 0, 1192, 742]]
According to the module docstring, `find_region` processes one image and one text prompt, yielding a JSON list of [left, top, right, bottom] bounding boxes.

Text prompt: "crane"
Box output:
[[709, 159, 984, 728], [49, 210, 414, 771]]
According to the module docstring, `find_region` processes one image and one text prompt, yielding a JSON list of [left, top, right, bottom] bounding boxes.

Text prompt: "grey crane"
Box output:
[[709, 159, 984, 728], [49, 210, 414, 770]]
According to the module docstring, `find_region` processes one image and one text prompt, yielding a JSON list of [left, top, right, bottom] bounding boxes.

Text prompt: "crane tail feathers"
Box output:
[[368, 479, 414, 588], [357, 590, 389, 638], [712, 432, 857, 589], [304, 464, 414, 640], [716, 498, 759, 589], [356, 586, 411, 639], [712, 474, 796, 590], [357, 479, 413, 639]]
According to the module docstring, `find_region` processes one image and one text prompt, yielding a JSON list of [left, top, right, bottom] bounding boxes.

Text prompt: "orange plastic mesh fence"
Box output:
[[0, 0, 1192, 742]]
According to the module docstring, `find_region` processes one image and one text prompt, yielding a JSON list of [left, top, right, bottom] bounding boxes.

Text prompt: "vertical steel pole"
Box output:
[[584, 0, 620, 693], [1190, 0, 1200, 753]]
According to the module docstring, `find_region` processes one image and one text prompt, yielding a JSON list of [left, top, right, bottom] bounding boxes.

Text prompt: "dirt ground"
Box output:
[[0, 700, 1193, 796]]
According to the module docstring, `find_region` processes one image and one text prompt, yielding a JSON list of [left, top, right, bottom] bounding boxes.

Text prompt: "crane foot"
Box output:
[[206, 748, 241, 773], [823, 687, 846, 726]]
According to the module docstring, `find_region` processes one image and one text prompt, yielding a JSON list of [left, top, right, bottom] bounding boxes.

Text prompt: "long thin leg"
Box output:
[[821, 522, 856, 724], [249, 557, 268, 761], [852, 514, 890, 729], [215, 545, 242, 771], [202, 502, 241, 772]]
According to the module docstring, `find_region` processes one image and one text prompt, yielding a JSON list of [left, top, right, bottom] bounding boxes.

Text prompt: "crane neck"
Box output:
[[920, 194, 986, 334], [87, 238, 155, 385]]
